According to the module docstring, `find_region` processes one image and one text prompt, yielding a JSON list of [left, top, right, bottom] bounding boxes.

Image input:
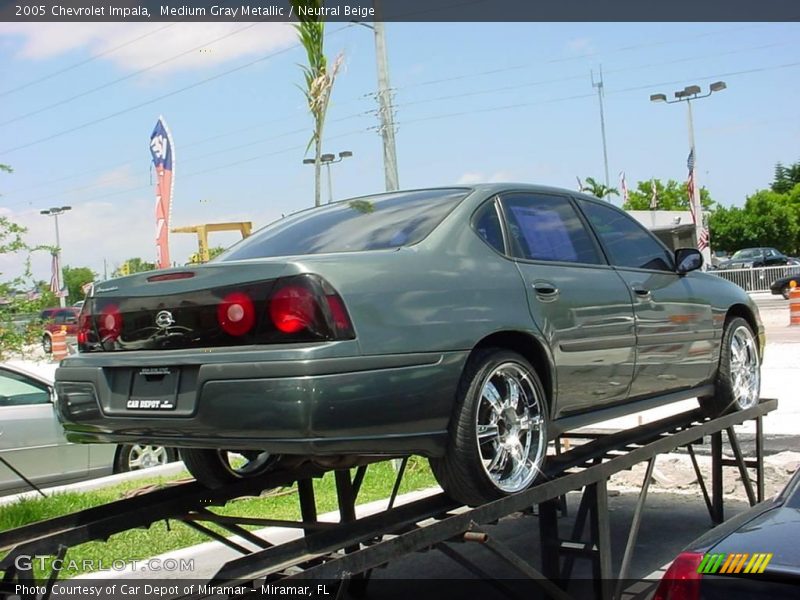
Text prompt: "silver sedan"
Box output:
[[0, 361, 176, 496]]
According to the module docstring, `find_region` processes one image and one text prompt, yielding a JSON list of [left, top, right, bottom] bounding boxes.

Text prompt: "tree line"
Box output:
[[581, 160, 800, 256]]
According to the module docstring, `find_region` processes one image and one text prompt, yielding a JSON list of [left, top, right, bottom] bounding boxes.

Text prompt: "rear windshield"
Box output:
[[218, 188, 469, 261]]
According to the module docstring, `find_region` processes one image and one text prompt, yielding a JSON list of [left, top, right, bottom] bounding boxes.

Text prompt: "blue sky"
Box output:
[[1, 21, 799, 283]]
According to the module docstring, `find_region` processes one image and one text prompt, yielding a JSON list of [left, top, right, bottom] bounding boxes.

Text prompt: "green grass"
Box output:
[[1, 458, 438, 579]]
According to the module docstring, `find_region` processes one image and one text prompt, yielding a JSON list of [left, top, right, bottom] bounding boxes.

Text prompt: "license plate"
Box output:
[[126, 367, 179, 411]]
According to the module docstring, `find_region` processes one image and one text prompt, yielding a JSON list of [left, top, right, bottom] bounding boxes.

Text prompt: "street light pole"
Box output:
[[325, 161, 333, 205], [303, 151, 352, 204], [40, 206, 72, 308], [650, 81, 726, 269]]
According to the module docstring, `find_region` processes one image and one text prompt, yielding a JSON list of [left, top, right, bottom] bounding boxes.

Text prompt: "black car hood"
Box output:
[[710, 506, 800, 574]]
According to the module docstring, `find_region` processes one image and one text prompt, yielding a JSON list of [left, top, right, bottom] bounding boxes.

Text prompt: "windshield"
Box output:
[[218, 188, 469, 261], [731, 249, 765, 260]]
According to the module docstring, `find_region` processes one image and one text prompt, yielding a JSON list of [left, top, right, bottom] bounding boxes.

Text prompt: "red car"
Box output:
[[40, 307, 80, 354]]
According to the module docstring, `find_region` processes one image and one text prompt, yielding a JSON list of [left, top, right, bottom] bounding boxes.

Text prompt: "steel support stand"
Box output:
[[298, 478, 319, 536], [710, 431, 724, 524], [725, 427, 757, 506], [335, 470, 370, 596], [686, 443, 714, 521], [614, 458, 656, 600], [538, 499, 561, 582], [755, 416, 765, 502], [589, 480, 613, 600]]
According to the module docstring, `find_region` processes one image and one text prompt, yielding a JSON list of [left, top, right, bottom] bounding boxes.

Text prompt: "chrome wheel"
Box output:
[[127, 445, 170, 470], [729, 326, 760, 410], [476, 362, 546, 493]]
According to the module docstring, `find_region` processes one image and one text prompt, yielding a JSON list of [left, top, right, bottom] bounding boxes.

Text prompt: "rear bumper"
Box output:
[[55, 351, 467, 457]]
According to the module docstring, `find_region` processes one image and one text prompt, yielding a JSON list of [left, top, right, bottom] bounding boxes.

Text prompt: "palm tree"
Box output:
[[580, 176, 619, 199], [291, 0, 343, 207]]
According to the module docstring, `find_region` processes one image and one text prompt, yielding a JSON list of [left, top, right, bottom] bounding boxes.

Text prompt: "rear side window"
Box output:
[[473, 200, 505, 253], [578, 199, 674, 272], [219, 189, 469, 260], [500, 193, 602, 265]]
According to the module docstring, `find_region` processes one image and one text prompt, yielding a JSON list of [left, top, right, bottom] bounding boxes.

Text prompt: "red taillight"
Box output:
[[98, 304, 122, 341], [217, 291, 255, 336], [269, 285, 316, 334], [77, 312, 91, 345], [326, 293, 354, 336], [653, 552, 704, 600]]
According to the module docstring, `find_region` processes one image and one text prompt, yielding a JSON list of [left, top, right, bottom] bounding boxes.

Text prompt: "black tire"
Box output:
[[429, 348, 549, 507], [114, 444, 177, 473], [782, 285, 791, 300], [699, 317, 761, 417], [42, 334, 52, 354], [181, 448, 279, 489]]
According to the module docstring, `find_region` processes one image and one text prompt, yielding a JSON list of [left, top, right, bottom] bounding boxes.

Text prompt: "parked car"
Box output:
[[54, 185, 763, 506], [0, 361, 177, 496], [770, 272, 800, 299], [716, 247, 790, 270], [39, 306, 81, 353], [654, 467, 800, 599]]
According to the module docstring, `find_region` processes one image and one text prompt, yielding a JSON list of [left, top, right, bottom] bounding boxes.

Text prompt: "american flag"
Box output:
[[686, 147, 710, 250], [619, 171, 628, 204], [698, 227, 710, 250], [650, 178, 658, 210]]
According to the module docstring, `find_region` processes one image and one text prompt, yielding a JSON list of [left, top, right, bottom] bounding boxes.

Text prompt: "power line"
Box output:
[[0, 0, 242, 98], [0, 22, 262, 127], [10, 36, 789, 197], [5, 37, 798, 207], [7, 128, 369, 212], [2, 108, 374, 208], [388, 23, 776, 93], [0, 22, 178, 98], [0, 25, 352, 156], [385, 61, 800, 129], [384, 50, 800, 115]]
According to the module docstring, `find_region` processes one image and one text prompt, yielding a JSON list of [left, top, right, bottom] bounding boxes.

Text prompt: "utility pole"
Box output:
[[352, 2, 399, 191], [372, 4, 399, 191], [591, 66, 611, 201]]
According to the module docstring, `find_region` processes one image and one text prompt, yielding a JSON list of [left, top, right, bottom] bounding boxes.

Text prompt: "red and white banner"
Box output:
[[149, 116, 175, 269]]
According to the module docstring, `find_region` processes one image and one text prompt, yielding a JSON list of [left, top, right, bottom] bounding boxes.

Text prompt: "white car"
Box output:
[[0, 361, 176, 496]]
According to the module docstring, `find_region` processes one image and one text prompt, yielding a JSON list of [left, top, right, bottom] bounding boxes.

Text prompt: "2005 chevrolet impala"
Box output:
[[55, 184, 763, 505]]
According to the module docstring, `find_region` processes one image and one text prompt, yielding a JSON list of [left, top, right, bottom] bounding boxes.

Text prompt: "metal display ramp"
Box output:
[[0, 399, 776, 600]]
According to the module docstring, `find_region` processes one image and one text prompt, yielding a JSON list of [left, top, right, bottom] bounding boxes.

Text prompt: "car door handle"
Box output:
[[533, 282, 559, 298], [632, 286, 651, 299]]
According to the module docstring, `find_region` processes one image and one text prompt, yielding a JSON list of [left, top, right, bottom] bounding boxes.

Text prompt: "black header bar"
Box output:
[[2, 0, 799, 23]]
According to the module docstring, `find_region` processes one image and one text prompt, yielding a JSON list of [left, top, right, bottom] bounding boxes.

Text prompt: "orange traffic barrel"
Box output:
[[790, 280, 800, 327], [51, 329, 69, 361]]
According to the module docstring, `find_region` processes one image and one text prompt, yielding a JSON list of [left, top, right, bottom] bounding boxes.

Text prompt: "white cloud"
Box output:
[[0, 22, 296, 73], [565, 37, 595, 56]]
